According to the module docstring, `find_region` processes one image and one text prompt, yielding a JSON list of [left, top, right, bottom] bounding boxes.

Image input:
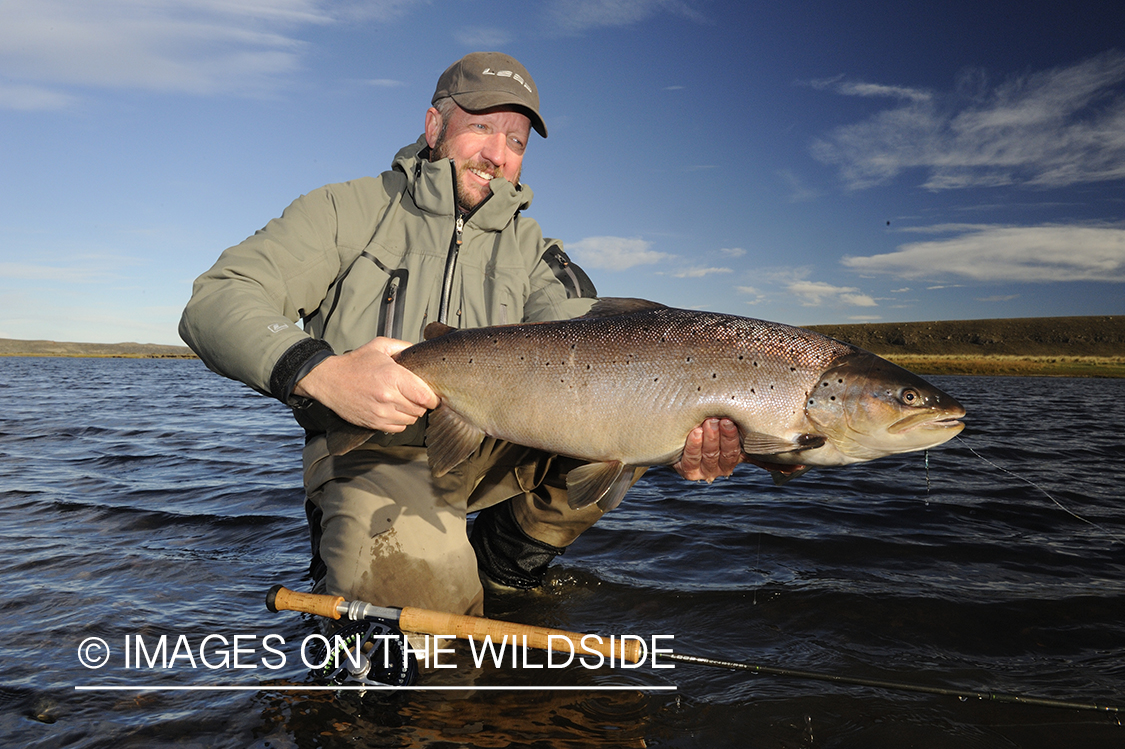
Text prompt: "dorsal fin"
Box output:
[[582, 297, 669, 319], [423, 321, 457, 340]]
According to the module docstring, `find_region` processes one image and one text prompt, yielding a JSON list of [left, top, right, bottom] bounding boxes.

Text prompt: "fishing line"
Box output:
[[955, 435, 1122, 542], [752, 532, 763, 605], [662, 652, 1122, 715], [924, 449, 931, 493]]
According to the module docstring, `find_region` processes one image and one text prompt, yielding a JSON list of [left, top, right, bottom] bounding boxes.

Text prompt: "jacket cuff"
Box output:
[[269, 338, 335, 405]]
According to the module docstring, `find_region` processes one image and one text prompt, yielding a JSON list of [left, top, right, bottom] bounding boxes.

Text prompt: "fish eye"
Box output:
[[900, 388, 920, 405]]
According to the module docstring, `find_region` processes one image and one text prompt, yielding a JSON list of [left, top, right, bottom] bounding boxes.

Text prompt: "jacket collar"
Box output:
[[393, 136, 534, 232]]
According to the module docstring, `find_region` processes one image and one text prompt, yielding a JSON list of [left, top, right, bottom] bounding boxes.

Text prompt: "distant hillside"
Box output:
[[2, 315, 1122, 377], [0, 338, 196, 358], [805, 315, 1123, 357]]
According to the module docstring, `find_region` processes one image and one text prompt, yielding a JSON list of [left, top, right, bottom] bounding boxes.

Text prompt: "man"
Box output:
[[180, 52, 740, 619]]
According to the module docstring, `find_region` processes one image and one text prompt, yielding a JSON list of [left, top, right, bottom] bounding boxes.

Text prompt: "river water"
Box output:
[[1, 357, 1122, 748]]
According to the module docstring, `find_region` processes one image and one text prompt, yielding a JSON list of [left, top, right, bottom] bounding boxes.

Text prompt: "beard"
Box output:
[[431, 135, 520, 213]]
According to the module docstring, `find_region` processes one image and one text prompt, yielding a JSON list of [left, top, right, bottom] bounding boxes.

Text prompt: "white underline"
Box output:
[[75, 685, 677, 692]]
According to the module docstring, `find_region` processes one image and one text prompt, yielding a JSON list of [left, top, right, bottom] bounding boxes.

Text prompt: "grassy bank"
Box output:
[[880, 354, 1125, 378]]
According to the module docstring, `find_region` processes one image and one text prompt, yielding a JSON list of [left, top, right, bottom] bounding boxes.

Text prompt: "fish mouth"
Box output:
[[888, 411, 965, 435]]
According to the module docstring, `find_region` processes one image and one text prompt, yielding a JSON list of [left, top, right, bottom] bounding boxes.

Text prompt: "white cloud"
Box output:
[[453, 26, 511, 48], [736, 285, 766, 304], [788, 280, 878, 307], [567, 236, 673, 271], [0, 0, 423, 108], [718, 247, 745, 257], [776, 169, 819, 202], [811, 52, 1125, 190], [666, 266, 731, 278], [0, 261, 120, 284], [809, 76, 931, 102], [0, 81, 79, 110], [842, 224, 1125, 282], [545, 0, 706, 34]]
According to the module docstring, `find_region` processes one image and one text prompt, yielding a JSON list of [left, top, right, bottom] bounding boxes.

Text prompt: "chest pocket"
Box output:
[[306, 251, 409, 347]]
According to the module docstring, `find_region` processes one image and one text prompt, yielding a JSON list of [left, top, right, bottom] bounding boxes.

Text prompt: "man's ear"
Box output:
[[424, 107, 442, 149]]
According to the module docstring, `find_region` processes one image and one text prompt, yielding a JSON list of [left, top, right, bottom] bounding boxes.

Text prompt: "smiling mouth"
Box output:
[[468, 167, 496, 182]]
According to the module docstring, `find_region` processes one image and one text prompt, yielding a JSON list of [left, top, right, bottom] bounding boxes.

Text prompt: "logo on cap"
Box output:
[[482, 68, 534, 95]]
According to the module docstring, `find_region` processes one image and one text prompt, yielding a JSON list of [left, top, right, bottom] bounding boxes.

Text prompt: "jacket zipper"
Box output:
[[437, 213, 463, 325], [437, 162, 490, 326]]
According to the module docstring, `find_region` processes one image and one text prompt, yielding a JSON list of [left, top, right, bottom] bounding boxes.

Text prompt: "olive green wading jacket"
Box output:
[[179, 137, 596, 446]]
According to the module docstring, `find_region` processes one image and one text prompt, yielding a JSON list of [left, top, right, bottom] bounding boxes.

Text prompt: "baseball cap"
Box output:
[[432, 52, 547, 138]]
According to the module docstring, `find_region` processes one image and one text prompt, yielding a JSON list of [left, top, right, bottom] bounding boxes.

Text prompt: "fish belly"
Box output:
[[400, 315, 829, 466]]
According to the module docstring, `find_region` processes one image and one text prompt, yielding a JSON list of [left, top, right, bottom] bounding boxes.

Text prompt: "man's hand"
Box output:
[[673, 417, 743, 482], [292, 337, 439, 433]]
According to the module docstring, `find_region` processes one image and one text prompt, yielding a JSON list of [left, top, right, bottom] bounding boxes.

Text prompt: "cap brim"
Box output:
[[450, 91, 548, 138]]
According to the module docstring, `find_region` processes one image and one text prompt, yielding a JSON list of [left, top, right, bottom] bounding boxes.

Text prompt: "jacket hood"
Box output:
[[392, 136, 534, 232]]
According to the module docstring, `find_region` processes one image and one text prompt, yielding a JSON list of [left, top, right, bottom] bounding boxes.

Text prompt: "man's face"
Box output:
[[425, 103, 531, 213]]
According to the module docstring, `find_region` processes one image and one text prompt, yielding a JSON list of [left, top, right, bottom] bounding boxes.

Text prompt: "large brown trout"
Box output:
[[327, 298, 965, 511]]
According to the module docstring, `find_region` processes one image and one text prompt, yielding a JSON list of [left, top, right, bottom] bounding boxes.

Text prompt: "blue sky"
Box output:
[[2, 0, 1123, 345]]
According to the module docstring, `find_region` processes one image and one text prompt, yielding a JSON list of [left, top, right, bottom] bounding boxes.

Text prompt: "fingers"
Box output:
[[293, 336, 439, 431], [673, 418, 743, 482], [716, 417, 743, 475], [362, 337, 440, 411]]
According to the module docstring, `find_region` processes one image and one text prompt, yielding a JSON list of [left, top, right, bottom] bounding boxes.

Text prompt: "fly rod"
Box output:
[[266, 585, 642, 663], [267, 586, 1121, 714]]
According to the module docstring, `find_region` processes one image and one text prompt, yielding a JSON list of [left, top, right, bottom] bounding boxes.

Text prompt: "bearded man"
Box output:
[[180, 52, 740, 621]]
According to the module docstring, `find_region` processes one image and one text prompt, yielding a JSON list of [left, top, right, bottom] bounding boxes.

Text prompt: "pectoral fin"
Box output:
[[425, 403, 486, 477], [566, 461, 632, 511], [741, 431, 802, 455], [326, 415, 376, 456], [741, 431, 826, 456]]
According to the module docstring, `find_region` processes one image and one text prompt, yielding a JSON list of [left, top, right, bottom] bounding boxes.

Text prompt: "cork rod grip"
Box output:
[[266, 584, 344, 620], [399, 606, 643, 664]]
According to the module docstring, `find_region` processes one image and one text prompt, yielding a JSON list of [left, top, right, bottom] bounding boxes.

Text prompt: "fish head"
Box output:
[[804, 352, 965, 462]]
